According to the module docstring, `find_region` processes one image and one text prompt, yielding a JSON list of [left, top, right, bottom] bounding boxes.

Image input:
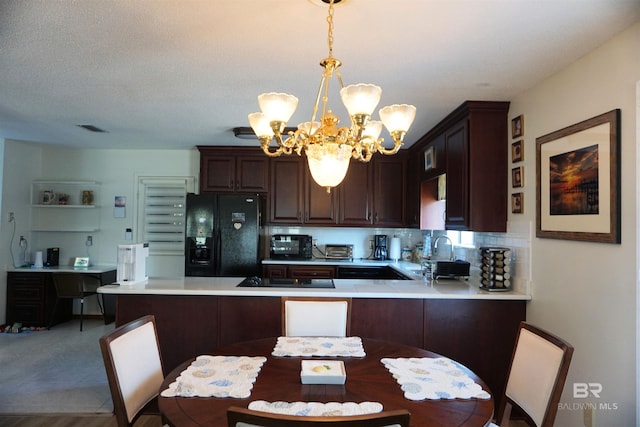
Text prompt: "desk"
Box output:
[[159, 338, 494, 427], [6, 267, 117, 327]]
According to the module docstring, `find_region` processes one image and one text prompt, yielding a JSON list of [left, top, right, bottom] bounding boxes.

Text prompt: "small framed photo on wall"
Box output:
[[424, 146, 435, 171], [512, 115, 524, 138], [512, 166, 524, 188], [512, 193, 523, 214], [512, 140, 524, 163]]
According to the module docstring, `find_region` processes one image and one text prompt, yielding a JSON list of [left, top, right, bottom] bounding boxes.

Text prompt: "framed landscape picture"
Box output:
[[536, 109, 620, 243]]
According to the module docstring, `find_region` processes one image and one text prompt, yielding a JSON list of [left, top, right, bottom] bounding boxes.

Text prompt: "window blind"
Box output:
[[137, 177, 195, 255]]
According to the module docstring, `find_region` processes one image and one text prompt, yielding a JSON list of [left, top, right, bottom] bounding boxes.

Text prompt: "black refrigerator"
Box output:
[[185, 193, 261, 277]]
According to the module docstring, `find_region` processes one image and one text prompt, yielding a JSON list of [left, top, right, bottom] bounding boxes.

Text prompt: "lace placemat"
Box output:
[[160, 355, 267, 398], [381, 357, 491, 401], [248, 401, 383, 416], [272, 336, 366, 357]]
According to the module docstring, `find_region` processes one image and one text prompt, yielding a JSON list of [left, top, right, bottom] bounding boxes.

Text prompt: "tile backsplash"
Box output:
[[267, 221, 532, 295]]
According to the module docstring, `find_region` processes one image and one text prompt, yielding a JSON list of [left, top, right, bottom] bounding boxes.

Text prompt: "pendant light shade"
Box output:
[[306, 143, 352, 191]]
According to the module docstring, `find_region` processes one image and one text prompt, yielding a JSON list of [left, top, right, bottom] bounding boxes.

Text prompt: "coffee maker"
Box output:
[[373, 234, 388, 260]]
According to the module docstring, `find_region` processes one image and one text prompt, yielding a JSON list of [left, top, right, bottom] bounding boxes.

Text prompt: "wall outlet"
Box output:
[[313, 239, 318, 247], [8, 212, 14, 222], [369, 240, 374, 249], [584, 405, 594, 427], [86, 235, 93, 246]]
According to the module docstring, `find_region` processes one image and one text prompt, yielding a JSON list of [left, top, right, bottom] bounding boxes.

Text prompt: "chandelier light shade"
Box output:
[[248, 0, 416, 192]]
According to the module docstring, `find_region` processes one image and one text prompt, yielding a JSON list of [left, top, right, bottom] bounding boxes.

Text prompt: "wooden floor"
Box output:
[[0, 414, 163, 427]]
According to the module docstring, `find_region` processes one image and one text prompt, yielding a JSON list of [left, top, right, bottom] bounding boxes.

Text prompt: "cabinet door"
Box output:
[[288, 265, 336, 279], [405, 153, 421, 228], [236, 155, 269, 193], [305, 168, 338, 224], [338, 161, 372, 226], [444, 120, 469, 229], [372, 155, 406, 227], [200, 154, 235, 192], [269, 156, 304, 224], [262, 265, 287, 278]]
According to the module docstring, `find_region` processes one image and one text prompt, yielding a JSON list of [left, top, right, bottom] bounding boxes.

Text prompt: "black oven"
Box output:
[[269, 234, 313, 260]]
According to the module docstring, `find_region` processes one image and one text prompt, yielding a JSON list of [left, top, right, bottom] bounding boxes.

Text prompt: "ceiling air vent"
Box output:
[[77, 124, 107, 133]]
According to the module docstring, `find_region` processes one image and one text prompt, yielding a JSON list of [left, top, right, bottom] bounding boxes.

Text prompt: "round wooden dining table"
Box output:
[[159, 337, 494, 427]]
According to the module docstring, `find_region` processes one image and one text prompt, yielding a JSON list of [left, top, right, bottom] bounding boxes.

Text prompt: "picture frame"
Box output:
[[536, 109, 620, 243], [512, 115, 524, 138], [511, 193, 523, 214], [512, 166, 524, 188], [424, 146, 435, 171], [74, 257, 90, 268], [511, 140, 524, 163]]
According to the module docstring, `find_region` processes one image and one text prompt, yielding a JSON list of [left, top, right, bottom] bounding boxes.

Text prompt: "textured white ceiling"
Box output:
[[0, 0, 638, 150]]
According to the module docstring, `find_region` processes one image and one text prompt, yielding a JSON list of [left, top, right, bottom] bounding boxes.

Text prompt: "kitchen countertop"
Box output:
[[97, 274, 530, 301], [8, 264, 117, 273]]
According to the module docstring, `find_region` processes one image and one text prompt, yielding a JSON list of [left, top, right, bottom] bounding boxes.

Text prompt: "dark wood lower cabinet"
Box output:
[[351, 298, 424, 347], [6, 270, 116, 327], [114, 294, 525, 409]]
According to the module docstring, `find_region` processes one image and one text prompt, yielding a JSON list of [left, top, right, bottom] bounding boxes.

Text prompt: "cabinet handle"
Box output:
[[229, 179, 234, 189]]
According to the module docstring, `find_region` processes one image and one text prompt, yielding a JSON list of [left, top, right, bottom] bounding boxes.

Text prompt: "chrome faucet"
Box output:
[[433, 235, 454, 261]]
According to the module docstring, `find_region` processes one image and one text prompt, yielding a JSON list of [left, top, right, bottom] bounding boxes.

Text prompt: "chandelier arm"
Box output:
[[260, 140, 285, 157], [376, 139, 404, 155]]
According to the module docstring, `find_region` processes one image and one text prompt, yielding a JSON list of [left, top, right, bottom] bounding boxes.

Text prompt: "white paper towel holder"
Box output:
[[389, 237, 401, 262]]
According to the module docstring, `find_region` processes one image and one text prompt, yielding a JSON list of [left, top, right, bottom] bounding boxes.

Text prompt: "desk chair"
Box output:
[[492, 322, 574, 427], [282, 297, 351, 337], [49, 273, 102, 331], [99, 315, 165, 427], [227, 406, 410, 427]]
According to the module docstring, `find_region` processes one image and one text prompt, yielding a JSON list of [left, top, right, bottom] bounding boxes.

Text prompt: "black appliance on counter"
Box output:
[[269, 234, 313, 260], [46, 247, 59, 267], [185, 193, 261, 277], [373, 234, 388, 260]]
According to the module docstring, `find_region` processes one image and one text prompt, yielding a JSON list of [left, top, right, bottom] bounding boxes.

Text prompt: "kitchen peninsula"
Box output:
[[98, 264, 529, 405]]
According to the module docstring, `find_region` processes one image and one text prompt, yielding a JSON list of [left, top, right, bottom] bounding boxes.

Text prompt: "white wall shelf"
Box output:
[[30, 180, 100, 232]]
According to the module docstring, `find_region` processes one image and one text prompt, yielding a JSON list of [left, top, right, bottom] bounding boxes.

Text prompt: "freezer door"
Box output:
[[217, 194, 260, 276]]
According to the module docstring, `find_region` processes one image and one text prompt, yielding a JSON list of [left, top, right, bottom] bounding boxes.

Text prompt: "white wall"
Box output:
[[509, 22, 639, 426], [0, 143, 199, 322]]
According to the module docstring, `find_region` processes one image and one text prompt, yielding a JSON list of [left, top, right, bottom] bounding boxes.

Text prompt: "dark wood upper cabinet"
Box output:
[[372, 153, 406, 227], [338, 160, 372, 226], [409, 101, 510, 232], [305, 167, 338, 225], [198, 147, 269, 193], [269, 156, 304, 223]]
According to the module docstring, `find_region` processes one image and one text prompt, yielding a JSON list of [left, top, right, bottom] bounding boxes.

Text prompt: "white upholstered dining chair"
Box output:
[[227, 406, 410, 427], [99, 315, 166, 427], [491, 321, 574, 427], [281, 296, 351, 337]]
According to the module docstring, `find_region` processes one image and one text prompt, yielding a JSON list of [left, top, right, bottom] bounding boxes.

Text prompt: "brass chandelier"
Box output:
[[248, 0, 416, 192]]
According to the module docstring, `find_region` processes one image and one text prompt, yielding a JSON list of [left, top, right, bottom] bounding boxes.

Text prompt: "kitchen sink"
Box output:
[[237, 277, 335, 288]]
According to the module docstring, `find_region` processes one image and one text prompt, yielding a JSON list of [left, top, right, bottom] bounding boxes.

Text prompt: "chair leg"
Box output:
[[79, 297, 84, 331], [96, 293, 104, 315]]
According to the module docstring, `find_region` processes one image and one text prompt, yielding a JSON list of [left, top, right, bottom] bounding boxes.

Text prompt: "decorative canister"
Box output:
[[401, 247, 412, 262], [82, 190, 94, 205]]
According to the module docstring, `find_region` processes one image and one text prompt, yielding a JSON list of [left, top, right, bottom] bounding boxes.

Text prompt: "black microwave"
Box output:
[[270, 234, 313, 260]]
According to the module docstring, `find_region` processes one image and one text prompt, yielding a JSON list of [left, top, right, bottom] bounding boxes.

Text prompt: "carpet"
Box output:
[[0, 319, 114, 414]]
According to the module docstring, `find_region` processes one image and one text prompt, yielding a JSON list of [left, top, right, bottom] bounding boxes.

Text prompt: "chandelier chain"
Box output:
[[326, 0, 335, 58]]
